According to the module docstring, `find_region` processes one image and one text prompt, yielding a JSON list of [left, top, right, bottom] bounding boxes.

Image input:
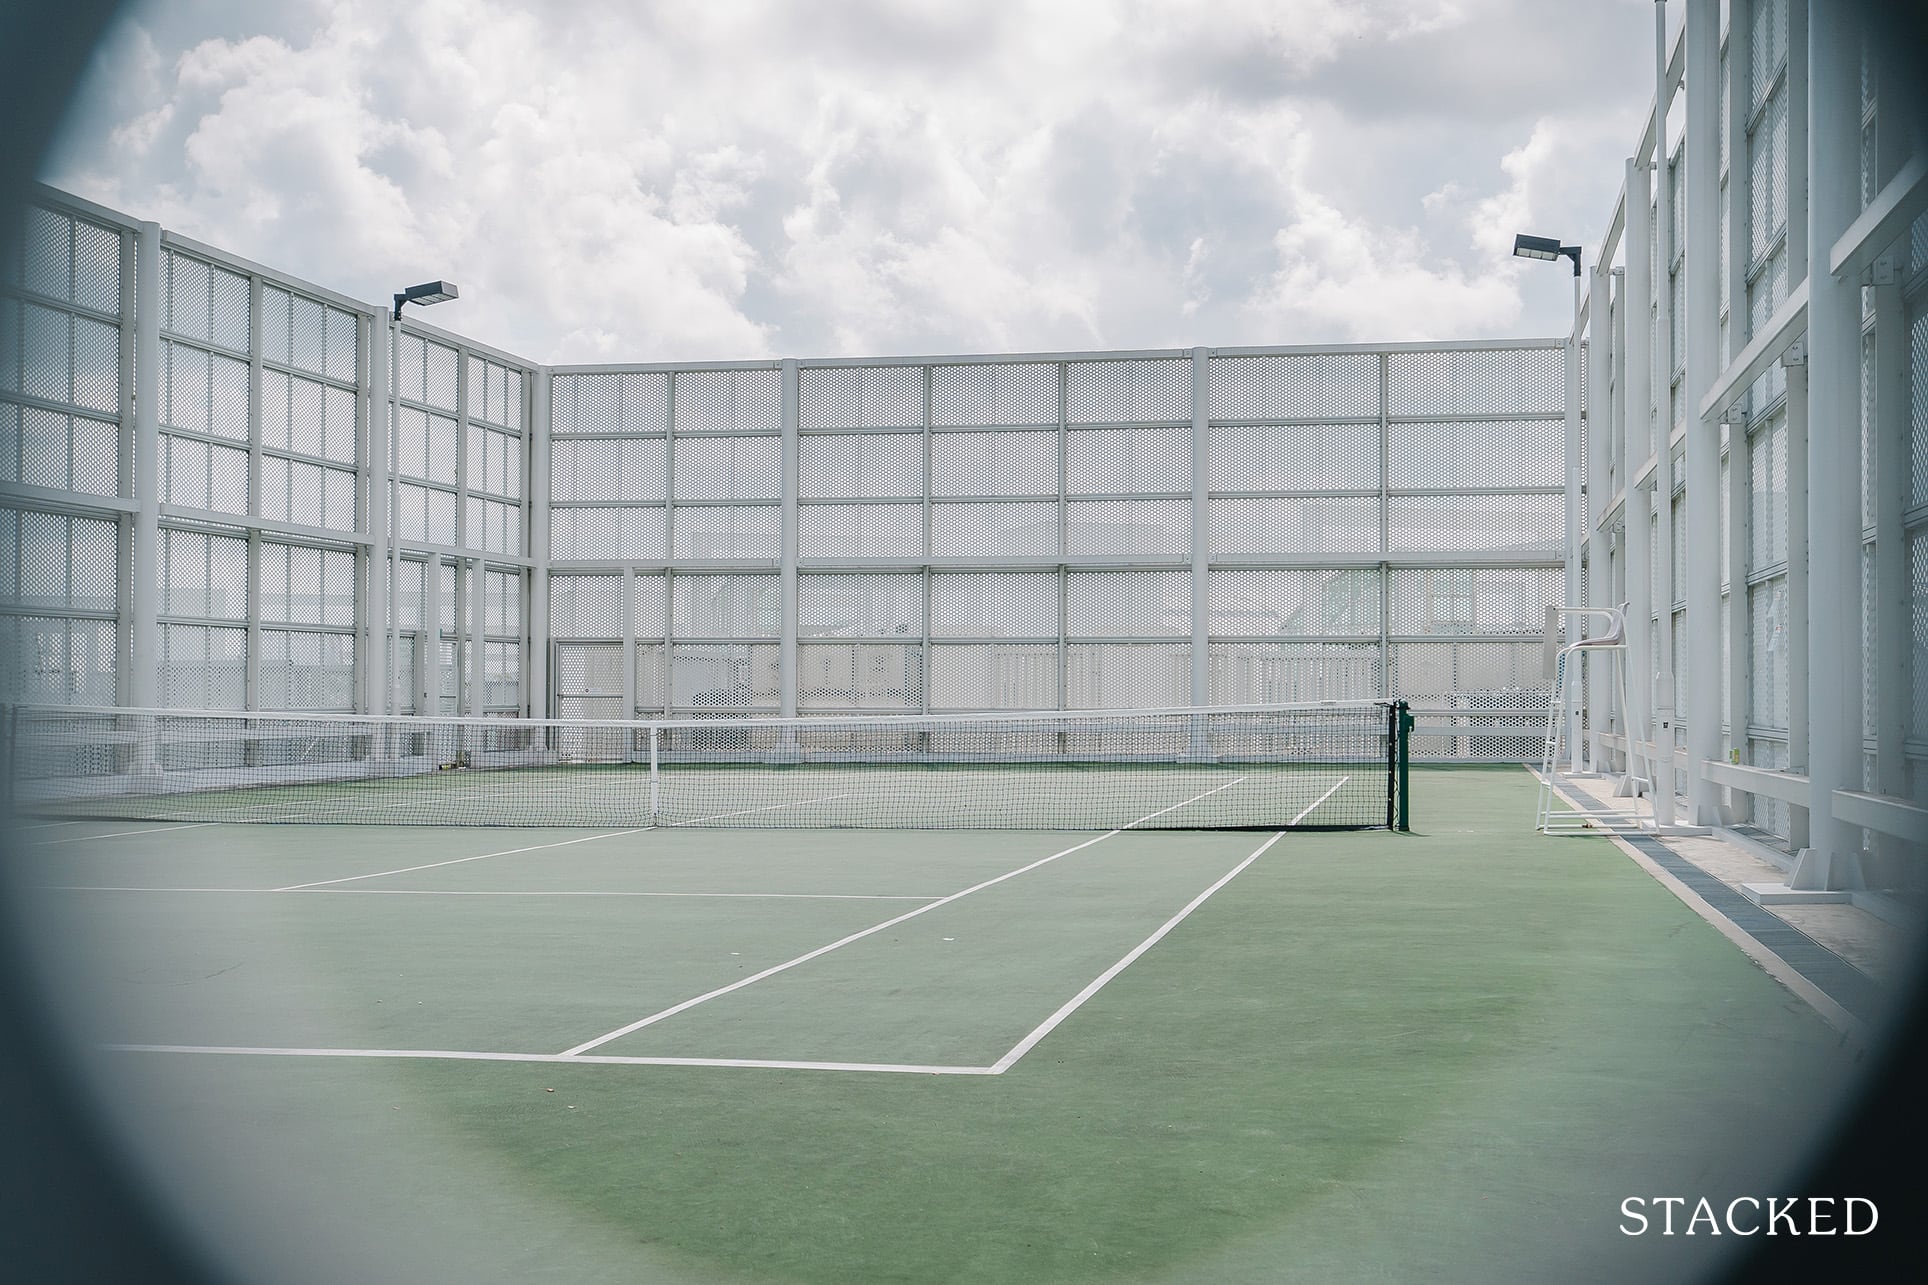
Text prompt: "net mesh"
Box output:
[[4, 702, 1403, 831]]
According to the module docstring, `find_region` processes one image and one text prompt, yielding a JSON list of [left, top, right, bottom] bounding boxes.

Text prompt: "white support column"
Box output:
[[1683, 0, 1724, 823], [1564, 269, 1584, 773], [1795, 0, 1866, 877], [778, 358, 799, 725], [621, 566, 636, 723], [1722, 6, 1752, 818], [1869, 66, 1912, 876], [1189, 346, 1210, 722], [467, 558, 486, 719], [1586, 260, 1613, 773], [1784, 357, 1810, 853], [420, 551, 440, 717], [1610, 266, 1629, 770], [1621, 158, 1657, 798], [528, 368, 551, 719], [361, 309, 388, 717], [1650, 0, 1678, 815], [127, 222, 161, 711]]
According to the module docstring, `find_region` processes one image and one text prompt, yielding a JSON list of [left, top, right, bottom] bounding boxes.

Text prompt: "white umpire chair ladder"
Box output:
[[1536, 603, 1652, 834]]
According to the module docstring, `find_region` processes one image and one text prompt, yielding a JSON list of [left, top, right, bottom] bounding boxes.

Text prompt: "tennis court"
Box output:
[[6, 765, 1859, 1284]]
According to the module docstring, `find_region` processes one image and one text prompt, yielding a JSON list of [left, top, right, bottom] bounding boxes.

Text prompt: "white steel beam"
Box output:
[[1683, 0, 1724, 823], [127, 222, 161, 710], [528, 368, 551, 718], [1796, 0, 1866, 874], [1622, 158, 1656, 791], [1586, 259, 1614, 772], [1648, 1, 1678, 826], [779, 358, 799, 721]]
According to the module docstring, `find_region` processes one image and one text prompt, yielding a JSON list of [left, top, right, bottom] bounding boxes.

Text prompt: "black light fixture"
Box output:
[[1512, 233, 1581, 276], [393, 280, 459, 315]]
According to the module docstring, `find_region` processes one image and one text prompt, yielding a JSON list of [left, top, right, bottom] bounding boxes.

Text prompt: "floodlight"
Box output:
[[393, 280, 459, 314], [1512, 233, 1581, 276]]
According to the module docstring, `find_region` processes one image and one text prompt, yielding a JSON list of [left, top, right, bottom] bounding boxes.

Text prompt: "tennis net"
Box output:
[[2, 701, 1410, 831]]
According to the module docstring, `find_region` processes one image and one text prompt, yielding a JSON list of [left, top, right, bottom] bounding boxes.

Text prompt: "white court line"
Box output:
[[25, 822, 221, 847], [990, 829, 1284, 1074], [105, 1045, 993, 1075], [556, 775, 1249, 1058], [42, 886, 939, 901], [1290, 775, 1350, 826], [273, 828, 650, 891], [10, 819, 86, 831]]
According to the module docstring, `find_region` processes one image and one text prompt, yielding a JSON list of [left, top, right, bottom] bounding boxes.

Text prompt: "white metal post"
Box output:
[[361, 308, 388, 718], [1650, 0, 1678, 818], [1796, 0, 1865, 876], [467, 558, 486, 718], [1620, 158, 1656, 800], [1189, 346, 1211, 752], [127, 222, 161, 712], [1682, 0, 1724, 824], [1586, 260, 1613, 773], [528, 368, 551, 718], [1565, 268, 1584, 773], [779, 358, 799, 724]]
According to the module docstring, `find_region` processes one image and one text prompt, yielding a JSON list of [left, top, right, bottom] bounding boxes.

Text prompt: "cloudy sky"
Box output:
[[45, 0, 1662, 365]]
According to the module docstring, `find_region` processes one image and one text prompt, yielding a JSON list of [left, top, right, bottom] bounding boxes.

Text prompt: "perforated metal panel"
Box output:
[[1209, 497, 1378, 555], [1386, 566, 1556, 636], [1749, 412, 1789, 568], [930, 430, 1057, 497], [799, 433, 922, 499], [552, 371, 669, 434], [669, 642, 779, 709], [1064, 643, 1187, 708], [1749, 577, 1790, 730], [1065, 571, 1188, 637], [1065, 499, 1188, 556], [799, 365, 923, 429], [1387, 495, 1561, 555], [550, 438, 665, 502], [1207, 352, 1379, 419], [927, 643, 1057, 710], [930, 501, 1057, 557], [672, 434, 781, 502], [1207, 641, 1380, 705], [158, 623, 244, 709], [1387, 419, 1562, 489], [1208, 423, 1378, 492], [259, 629, 355, 711], [929, 572, 1057, 638], [799, 573, 923, 638], [160, 528, 248, 621], [672, 369, 783, 435], [1064, 358, 1190, 424], [1211, 567, 1381, 637], [549, 574, 625, 637], [1065, 426, 1188, 494], [798, 642, 924, 711], [930, 362, 1057, 426], [550, 506, 666, 561], [672, 574, 780, 638], [1387, 348, 1563, 417], [799, 502, 922, 559]]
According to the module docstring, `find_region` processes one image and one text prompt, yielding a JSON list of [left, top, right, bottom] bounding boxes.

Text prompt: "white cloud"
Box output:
[[45, 0, 1654, 362]]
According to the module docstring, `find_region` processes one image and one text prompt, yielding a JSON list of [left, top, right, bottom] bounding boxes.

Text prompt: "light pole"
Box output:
[[387, 282, 459, 721], [1513, 234, 1585, 774]]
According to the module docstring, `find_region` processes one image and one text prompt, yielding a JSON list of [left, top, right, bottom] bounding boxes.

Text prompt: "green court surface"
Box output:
[[4, 767, 1860, 1284]]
